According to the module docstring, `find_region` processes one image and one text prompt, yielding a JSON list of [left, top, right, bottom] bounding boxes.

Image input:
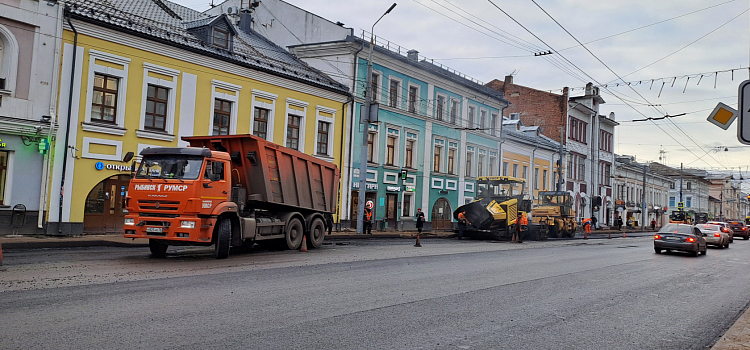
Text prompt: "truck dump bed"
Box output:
[[183, 134, 340, 214]]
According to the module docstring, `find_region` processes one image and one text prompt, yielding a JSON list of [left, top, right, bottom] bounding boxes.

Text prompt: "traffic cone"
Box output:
[[414, 233, 422, 247], [300, 236, 308, 252], [623, 232, 627, 238]]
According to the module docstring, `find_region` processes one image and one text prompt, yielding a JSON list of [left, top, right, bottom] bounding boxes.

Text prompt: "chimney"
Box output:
[[504, 75, 513, 86], [407, 50, 419, 62], [239, 10, 252, 34], [585, 82, 593, 96]]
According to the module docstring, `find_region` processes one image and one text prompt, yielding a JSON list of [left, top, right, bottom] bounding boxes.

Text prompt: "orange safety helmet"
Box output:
[[366, 201, 373, 209]]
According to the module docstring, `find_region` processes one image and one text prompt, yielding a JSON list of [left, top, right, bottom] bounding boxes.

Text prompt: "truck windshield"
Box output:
[[539, 193, 572, 206], [136, 156, 204, 180]]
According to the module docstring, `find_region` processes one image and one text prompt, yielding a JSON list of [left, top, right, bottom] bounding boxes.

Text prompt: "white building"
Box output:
[[612, 156, 673, 228]]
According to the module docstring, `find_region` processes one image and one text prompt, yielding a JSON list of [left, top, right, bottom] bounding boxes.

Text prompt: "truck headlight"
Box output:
[[180, 221, 196, 229], [124, 218, 135, 226]]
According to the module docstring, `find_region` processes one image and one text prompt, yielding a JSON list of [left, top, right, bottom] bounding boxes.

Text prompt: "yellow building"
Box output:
[[48, 1, 350, 234]]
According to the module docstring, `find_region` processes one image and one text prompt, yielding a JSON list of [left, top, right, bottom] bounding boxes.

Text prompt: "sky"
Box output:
[[174, 0, 750, 174]]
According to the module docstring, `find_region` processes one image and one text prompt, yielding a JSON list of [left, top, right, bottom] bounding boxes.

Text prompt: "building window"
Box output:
[[403, 193, 412, 217], [316, 121, 330, 155], [468, 106, 475, 129], [436, 95, 445, 121], [0, 151, 7, 205], [480, 110, 487, 133], [503, 161, 508, 176], [601, 162, 611, 186], [567, 154, 574, 179], [386, 136, 396, 166], [534, 168, 539, 189], [92, 73, 119, 124], [491, 113, 498, 136], [286, 114, 301, 150], [144, 84, 168, 131], [543, 170, 548, 190], [408, 86, 418, 113], [367, 132, 375, 162], [686, 182, 692, 190], [600, 130, 613, 152], [213, 99, 232, 135], [433, 146, 442, 173], [253, 108, 269, 139], [512, 164, 518, 178], [405, 139, 414, 168], [686, 196, 692, 208], [212, 27, 229, 49], [450, 99, 459, 125], [389, 79, 400, 108], [466, 152, 473, 177], [577, 156, 586, 181], [448, 148, 456, 175], [370, 73, 380, 102], [489, 157, 497, 176], [669, 196, 675, 207], [478, 154, 485, 177], [523, 165, 528, 180], [568, 117, 588, 144]]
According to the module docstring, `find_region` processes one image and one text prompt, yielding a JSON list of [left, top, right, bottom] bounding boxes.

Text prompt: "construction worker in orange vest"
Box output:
[[582, 217, 592, 239], [457, 211, 470, 240], [363, 201, 373, 235], [513, 213, 528, 243]]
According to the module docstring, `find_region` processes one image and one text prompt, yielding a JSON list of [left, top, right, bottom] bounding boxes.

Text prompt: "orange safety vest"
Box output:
[[582, 218, 592, 226], [518, 215, 528, 225], [365, 208, 373, 221]]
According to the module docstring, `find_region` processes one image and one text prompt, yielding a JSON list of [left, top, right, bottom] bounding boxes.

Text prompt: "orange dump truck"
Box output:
[[123, 134, 340, 259]]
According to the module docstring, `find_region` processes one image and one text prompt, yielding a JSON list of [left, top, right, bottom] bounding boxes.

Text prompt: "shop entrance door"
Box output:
[[384, 193, 398, 230], [431, 197, 452, 230], [349, 191, 377, 230], [83, 175, 130, 234]]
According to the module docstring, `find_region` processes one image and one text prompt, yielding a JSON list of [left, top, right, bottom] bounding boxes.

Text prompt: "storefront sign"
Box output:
[[386, 186, 401, 192], [0, 138, 7, 148], [95, 161, 130, 172], [352, 182, 378, 190]]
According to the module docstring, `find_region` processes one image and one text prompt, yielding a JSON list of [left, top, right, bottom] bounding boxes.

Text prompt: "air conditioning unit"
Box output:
[[226, 6, 237, 14]]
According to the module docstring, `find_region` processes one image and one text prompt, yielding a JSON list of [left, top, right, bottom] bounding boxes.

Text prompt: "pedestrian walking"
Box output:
[[582, 217, 592, 239], [616, 217, 623, 231], [627, 217, 633, 231], [591, 215, 598, 230], [363, 201, 373, 235], [457, 211, 469, 240], [650, 219, 656, 231], [513, 213, 527, 243]]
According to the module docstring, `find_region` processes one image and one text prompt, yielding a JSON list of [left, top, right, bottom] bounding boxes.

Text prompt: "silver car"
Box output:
[[654, 223, 707, 257], [696, 224, 730, 249], [707, 221, 734, 243]]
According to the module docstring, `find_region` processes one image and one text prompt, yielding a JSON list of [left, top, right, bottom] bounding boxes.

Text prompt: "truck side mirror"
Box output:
[[130, 161, 136, 178]]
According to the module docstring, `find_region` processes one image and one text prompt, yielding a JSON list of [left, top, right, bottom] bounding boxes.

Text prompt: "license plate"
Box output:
[[146, 227, 163, 233], [665, 237, 681, 241]]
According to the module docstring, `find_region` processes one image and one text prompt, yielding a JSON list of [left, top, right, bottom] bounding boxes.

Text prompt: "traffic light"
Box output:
[[400, 169, 407, 181]]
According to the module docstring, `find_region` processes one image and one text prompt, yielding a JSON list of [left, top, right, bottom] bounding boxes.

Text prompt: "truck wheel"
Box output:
[[308, 218, 326, 249], [285, 218, 304, 250], [149, 239, 168, 258], [214, 219, 231, 259]]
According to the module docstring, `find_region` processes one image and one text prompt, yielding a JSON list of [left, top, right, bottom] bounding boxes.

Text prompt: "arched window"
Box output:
[[0, 23, 19, 94]]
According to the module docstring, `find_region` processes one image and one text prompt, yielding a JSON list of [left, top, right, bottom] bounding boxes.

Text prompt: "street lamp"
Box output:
[[357, 3, 397, 234]]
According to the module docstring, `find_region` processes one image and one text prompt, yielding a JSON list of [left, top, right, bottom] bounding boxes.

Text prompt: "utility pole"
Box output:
[[641, 164, 647, 232], [356, 3, 396, 234], [556, 126, 564, 192]]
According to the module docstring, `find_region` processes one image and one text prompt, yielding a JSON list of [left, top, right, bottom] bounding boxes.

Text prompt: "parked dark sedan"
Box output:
[[654, 223, 707, 257]]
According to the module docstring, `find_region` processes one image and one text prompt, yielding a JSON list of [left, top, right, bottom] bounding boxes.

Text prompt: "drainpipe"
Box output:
[[39, 3, 64, 229], [58, 7, 78, 234], [341, 41, 363, 230], [497, 105, 506, 175]]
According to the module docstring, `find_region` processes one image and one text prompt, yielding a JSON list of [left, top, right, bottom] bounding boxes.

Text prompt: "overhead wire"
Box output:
[[528, 0, 729, 169]]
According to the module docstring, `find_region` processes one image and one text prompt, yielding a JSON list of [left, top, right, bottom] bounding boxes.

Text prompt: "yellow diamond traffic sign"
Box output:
[[707, 102, 737, 130]]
